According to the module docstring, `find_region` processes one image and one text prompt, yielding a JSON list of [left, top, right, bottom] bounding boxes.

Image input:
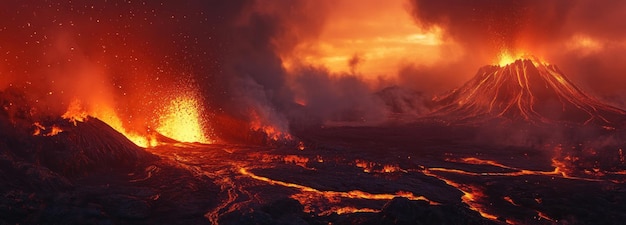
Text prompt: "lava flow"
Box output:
[[239, 167, 435, 203]]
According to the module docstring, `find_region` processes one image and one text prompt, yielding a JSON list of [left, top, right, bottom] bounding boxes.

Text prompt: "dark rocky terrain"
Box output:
[[2, 62, 626, 225]]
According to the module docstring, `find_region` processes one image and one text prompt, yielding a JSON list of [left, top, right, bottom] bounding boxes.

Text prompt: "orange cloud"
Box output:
[[280, 0, 459, 79]]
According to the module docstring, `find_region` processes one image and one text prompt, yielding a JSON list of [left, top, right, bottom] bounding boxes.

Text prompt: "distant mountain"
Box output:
[[431, 58, 626, 127]]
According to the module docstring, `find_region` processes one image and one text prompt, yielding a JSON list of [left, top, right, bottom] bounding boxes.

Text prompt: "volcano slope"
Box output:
[[0, 89, 219, 225], [426, 58, 626, 178], [431, 58, 626, 127]]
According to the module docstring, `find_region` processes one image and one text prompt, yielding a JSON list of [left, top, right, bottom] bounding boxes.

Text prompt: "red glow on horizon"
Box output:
[[278, 0, 458, 80]]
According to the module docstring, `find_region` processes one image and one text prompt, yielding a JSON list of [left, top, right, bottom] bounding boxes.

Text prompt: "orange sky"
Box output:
[[281, 0, 461, 79]]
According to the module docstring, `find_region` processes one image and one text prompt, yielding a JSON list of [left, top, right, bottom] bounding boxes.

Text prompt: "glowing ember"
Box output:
[[495, 49, 523, 66], [551, 158, 571, 178], [282, 155, 310, 168], [61, 99, 89, 125], [355, 159, 374, 173], [503, 196, 520, 206], [45, 125, 63, 136], [355, 159, 404, 173], [504, 196, 555, 223], [536, 211, 555, 222], [382, 164, 401, 173], [32, 122, 64, 136], [32, 122, 45, 136], [249, 109, 291, 141], [156, 96, 211, 144]]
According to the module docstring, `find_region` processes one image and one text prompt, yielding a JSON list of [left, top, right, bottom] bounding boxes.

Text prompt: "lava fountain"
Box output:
[[60, 91, 212, 148], [155, 96, 211, 144]]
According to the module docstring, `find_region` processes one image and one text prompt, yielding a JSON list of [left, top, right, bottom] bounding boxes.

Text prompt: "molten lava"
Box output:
[[355, 159, 405, 173], [32, 122, 63, 136], [422, 169, 500, 221], [60, 94, 212, 148], [46, 125, 64, 136], [63, 100, 158, 148], [62, 100, 88, 125], [239, 167, 436, 211], [32, 122, 45, 136], [249, 109, 291, 141], [495, 50, 523, 67], [432, 57, 626, 125], [155, 96, 211, 144]]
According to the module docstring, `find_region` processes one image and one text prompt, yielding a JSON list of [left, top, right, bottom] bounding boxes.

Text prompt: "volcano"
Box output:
[[431, 58, 626, 126]]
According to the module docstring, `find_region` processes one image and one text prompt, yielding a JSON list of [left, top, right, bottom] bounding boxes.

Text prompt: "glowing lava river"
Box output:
[[2, 106, 626, 224], [133, 122, 626, 225]]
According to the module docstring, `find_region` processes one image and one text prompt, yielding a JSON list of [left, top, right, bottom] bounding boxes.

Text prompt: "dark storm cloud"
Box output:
[[209, 0, 334, 139], [216, 0, 399, 132]]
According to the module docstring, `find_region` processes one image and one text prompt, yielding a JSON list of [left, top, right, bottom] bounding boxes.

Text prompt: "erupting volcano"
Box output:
[[2, 1, 626, 225], [432, 56, 626, 126]]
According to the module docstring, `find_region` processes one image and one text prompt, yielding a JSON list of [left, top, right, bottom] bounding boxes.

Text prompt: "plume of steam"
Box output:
[[289, 66, 387, 125], [217, 0, 398, 136]]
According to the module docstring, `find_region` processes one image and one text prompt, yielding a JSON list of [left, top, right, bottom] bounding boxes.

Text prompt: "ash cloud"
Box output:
[[289, 66, 387, 125], [0, 0, 393, 142], [213, 0, 399, 137]]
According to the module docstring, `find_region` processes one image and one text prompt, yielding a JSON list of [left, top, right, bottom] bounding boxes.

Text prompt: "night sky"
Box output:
[[1, 0, 625, 140]]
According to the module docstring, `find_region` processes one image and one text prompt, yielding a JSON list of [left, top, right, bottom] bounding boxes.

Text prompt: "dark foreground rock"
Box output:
[[0, 89, 218, 225], [215, 197, 496, 225]]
